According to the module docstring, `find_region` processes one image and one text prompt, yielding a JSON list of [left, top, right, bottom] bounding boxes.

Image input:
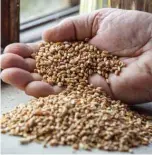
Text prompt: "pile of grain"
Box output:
[[1, 41, 152, 152]]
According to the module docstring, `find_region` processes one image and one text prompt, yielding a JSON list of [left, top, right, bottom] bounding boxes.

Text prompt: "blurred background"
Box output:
[[20, 0, 75, 23], [20, 0, 152, 23], [2, 0, 152, 49]]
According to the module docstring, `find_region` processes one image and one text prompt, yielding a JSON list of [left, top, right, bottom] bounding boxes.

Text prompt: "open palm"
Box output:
[[1, 8, 152, 104]]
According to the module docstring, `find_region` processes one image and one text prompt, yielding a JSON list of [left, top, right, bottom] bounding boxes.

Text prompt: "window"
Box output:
[[1, 0, 152, 50], [20, 0, 72, 23], [20, 0, 80, 43], [1, 0, 80, 50]]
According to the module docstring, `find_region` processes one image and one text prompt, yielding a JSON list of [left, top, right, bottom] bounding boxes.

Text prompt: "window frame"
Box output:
[[1, 0, 20, 50], [20, 5, 79, 32], [1, 0, 80, 48], [20, 5, 79, 43]]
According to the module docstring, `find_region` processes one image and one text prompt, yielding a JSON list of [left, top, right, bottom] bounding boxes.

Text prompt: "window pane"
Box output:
[[20, 0, 71, 23]]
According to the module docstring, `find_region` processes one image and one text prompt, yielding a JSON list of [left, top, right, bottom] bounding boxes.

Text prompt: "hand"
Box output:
[[1, 8, 152, 104]]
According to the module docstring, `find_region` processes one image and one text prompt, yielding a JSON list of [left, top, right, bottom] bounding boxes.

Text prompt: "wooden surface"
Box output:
[[1, 0, 20, 49], [80, 0, 152, 14], [111, 0, 152, 12]]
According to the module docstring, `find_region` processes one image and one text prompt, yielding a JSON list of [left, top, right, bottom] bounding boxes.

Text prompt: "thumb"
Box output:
[[42, 11, 99, 42]]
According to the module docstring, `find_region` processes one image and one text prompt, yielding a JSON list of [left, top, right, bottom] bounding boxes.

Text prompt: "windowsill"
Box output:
[[20, 12, 78, 43], [20, 6, 79, 43]]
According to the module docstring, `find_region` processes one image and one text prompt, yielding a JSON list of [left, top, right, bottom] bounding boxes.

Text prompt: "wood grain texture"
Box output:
[[80, 0, 152, 14], [110, 0, 152, 12], [1, 0, 20, 48]]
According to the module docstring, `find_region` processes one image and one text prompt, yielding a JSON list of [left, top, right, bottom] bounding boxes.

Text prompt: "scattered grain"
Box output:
[[1, 41, 152, 152]]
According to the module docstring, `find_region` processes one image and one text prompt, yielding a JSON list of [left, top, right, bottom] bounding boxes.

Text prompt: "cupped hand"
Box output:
[[1, 8, 152, 104]]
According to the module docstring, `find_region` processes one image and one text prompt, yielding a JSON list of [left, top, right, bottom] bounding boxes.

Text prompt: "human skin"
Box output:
[[0, 8, 152, 104]]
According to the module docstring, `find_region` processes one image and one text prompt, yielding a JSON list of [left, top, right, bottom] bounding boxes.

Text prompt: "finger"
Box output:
[[1, 68, 34, 90], [25, 81, 55, 97], [31, 73, 42, 81], [0, 53, 36, 72], [0, 53, 29, 70], [89, 73, 114, 98], [4, 43, 39, 58], [53, 85, 65, 94], [25, 58, 36, 72], [42, 10, 99, 42]]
